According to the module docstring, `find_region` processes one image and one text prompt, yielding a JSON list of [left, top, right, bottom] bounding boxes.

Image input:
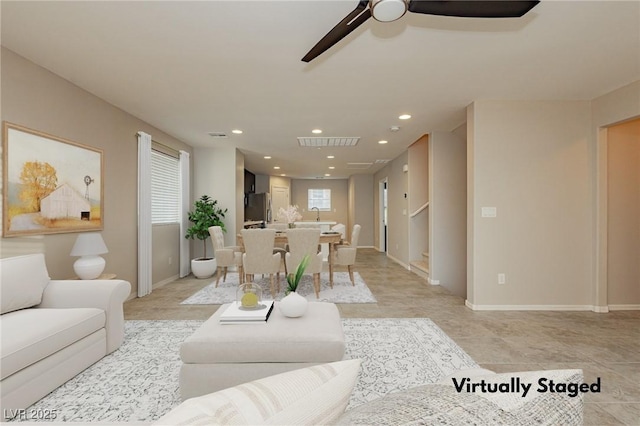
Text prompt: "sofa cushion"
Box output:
[[155, 359, 361, 425], [1, 254, 50, 314], [0, 308, 105, 379], [335, 369, 584, 425]]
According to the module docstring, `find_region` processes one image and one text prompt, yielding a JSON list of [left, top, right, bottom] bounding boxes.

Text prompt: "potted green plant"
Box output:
[[185, 195, 227, 278], [279, 254, 310, 317]]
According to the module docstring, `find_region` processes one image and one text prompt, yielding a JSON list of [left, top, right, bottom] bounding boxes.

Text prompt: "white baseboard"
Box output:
[[153, 274, 179, 290], [465, 300, 594, 311], [387, 253, 409, 270], [465, 300, 640, 312], [428, 278, 440, 285], [609, 304, 640, 311]]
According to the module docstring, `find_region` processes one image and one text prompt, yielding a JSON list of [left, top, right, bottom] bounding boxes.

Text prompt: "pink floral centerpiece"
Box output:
[[277, 205, 302, 227]]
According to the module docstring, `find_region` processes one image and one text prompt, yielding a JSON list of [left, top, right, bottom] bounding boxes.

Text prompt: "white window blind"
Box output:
[[151, 150, 180, 224], [308, 189, 331, 211]]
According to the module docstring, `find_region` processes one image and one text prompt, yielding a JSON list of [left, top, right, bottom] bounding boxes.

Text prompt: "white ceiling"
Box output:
[[2, 1, 639, 179]]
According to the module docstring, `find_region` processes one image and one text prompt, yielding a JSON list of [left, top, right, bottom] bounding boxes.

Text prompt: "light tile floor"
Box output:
[[124, 248, 640, 425]]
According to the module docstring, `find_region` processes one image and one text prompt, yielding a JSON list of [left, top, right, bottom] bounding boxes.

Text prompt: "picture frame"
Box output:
[[2, 122, 104, 237]]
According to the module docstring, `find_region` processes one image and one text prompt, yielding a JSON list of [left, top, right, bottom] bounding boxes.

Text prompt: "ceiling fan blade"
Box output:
[[408, 1, 539, 18], [302, 0, 372, 62]]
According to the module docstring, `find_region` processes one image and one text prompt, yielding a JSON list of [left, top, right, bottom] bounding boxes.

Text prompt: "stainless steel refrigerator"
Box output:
[[245, 192, 271, 223]]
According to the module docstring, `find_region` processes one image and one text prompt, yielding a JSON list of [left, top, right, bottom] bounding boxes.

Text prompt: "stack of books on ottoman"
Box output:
[[219, 300, 274, 325]]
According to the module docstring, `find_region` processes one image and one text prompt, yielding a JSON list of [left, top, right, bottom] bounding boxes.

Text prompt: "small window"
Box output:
[[308, 189, 331, 211], [151, 150, 180, 224]]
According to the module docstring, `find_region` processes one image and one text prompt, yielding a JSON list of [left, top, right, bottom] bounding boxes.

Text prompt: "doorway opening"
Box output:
[[596, 116, 640, 312], [379, 178, 388, 253]]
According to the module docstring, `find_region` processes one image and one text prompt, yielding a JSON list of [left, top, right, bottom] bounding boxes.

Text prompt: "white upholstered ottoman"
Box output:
[[179, 301, 345, 400]]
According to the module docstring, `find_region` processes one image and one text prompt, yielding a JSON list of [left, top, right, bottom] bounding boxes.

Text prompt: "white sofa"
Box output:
[[0, 253, 130, 419]]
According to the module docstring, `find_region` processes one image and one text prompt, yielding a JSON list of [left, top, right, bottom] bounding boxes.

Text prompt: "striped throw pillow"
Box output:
[[155, 359, 361, 425]]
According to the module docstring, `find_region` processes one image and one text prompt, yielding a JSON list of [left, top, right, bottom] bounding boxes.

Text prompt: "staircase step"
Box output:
[[410, 260, 429, 279]]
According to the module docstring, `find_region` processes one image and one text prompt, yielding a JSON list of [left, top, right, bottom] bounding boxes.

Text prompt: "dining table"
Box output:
[[236, 230, 344, 286]]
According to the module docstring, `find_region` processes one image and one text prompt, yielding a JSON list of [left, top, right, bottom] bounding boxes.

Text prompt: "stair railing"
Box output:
[[409, 201, 429, 218]]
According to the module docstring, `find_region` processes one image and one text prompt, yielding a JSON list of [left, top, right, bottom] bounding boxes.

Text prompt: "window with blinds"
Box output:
[[308, 189, 331, 211], [151, 150, 180, 224]]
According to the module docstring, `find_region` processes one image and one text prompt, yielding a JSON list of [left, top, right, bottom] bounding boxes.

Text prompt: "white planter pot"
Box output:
[[191, 258, 217, 279], [278, 291, 308, 318]]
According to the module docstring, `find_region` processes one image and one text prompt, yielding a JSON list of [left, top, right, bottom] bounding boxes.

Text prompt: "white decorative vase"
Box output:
[[278, 291, 308, 318], [191, 258, 217, 279]]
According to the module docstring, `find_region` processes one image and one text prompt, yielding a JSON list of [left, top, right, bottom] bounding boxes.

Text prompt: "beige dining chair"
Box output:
[[241, 228, 281, 298], [285, 228, 323, 298], [208, 226, 243, 287], [331, 223, 346, 240], [330, 224, 361, 286], [266, 223, 288, 275]]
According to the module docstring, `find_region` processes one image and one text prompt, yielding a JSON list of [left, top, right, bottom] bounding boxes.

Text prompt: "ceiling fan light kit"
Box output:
[[302, 0, 539, 62], [371, 0, 408, 22]]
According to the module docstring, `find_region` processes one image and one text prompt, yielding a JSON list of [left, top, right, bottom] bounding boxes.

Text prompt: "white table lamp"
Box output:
[[70, 232, 109, 279]]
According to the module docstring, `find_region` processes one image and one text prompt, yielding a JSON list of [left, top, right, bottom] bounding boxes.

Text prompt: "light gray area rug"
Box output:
[[16, 319, 478, 423], [181, 272, 377, 304]]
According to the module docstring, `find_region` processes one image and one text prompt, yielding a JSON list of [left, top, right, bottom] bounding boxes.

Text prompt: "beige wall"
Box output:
[[408, 136, 429, 212], [607, 118, 640, 305], [466, 104, 476, 303], [235, 149, 245, 238], [408, 136, 429, 263], [1, 48, 193, 295], [152, 224, 181, 284], [290, 178, 348, 225], [429, 131, 467, 297], [348, 174, 374, 246], [374, 151, 409, 266], [193, 147, 242, 255], [467, 100, 593, 308]]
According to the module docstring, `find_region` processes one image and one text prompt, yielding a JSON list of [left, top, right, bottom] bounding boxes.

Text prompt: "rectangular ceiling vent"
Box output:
[[208, 132, 228, 139], [375, 159, 390, 164], [347, 162, 373, 169], [297, 137, 360, 147]]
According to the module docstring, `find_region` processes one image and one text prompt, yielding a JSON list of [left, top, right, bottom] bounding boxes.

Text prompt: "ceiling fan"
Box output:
[[302, 0, 540, 62]]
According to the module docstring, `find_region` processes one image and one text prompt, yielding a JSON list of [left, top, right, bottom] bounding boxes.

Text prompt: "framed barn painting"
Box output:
[[2, 122, 104, 236]]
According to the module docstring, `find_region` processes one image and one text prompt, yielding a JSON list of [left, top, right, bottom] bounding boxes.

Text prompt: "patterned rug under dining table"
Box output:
[[236, 231, 343, 285]]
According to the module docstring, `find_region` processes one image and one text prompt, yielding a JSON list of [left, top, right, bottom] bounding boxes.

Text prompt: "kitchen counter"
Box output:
[[293, 221, 337, 227]]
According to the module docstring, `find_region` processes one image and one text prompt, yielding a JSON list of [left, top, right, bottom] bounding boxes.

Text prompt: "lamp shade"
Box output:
[[70, 233, 108, 257]]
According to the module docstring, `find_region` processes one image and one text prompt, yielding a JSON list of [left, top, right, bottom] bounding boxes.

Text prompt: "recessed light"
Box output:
[[312, 129, 322, 134], [280, 174, 286, 177], [329, 166, 335, 169], [274, 166, 280, 170], [264, 156, 272, 159], [325, 173, 331, 177], [399, 114, 411, 120], [231, 129, 243, 134], [378, 140, 388, 144], [327, 155, 335, 159]]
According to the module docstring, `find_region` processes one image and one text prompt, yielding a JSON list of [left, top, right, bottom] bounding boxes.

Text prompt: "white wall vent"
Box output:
[[208, 132, 228, 138], [297, 137, 359, 147], [375, 159, 390, 164]]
